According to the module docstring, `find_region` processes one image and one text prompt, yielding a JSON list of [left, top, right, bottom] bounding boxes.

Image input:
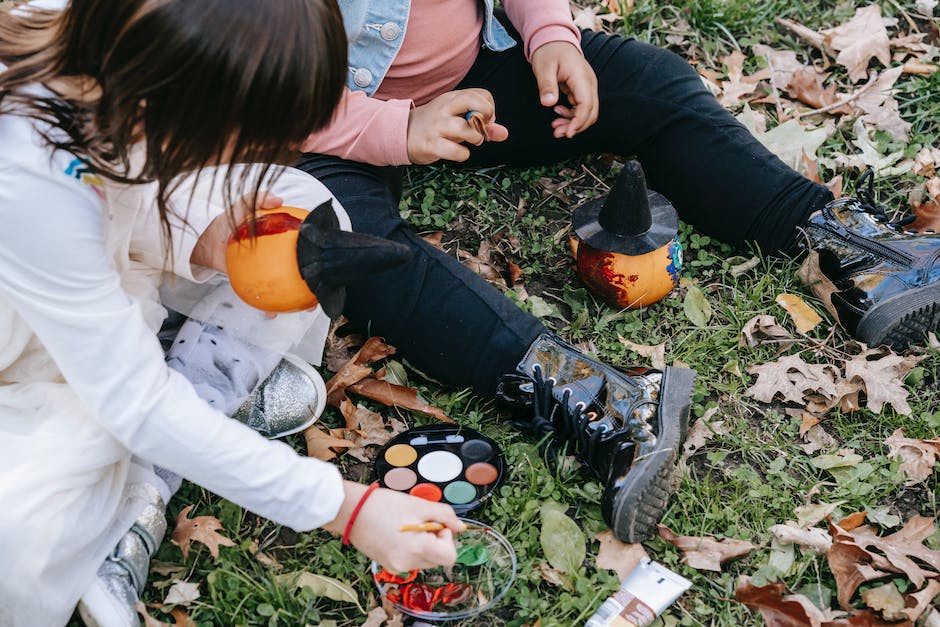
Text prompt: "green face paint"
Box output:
[[456, 543, 490, 567]]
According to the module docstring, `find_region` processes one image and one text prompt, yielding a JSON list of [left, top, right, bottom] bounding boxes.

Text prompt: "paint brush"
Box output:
[[399, 522, 489, 533], [465, 110, 489, 142]]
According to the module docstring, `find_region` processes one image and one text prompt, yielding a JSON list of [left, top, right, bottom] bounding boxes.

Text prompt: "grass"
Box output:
[[41, 0, 940, 625]]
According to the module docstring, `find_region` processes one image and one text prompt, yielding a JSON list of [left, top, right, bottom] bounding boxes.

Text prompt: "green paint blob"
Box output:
[[443, 481, 476, 505], [456, 543, 489, 566]]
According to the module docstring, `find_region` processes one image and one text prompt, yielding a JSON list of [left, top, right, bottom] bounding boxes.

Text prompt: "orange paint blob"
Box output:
[[225, 206, 319, 313], [409, 483, 443, 502]]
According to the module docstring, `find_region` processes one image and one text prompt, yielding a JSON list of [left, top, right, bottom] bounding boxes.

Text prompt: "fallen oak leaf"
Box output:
[[821, 5, 892, 82], [847, 517, 940, 587], [827, 521, 889, 610], [740, 314, 794, 349], [843, 347, 923, 415], [340, 402, 408, 462], [680, 407, 726, 463], [346, 377, 453, 423], [904, 579, 940, 622], [658, 525, 755, 572], [719, 50, 771, 107], [861, 582, 908, 622], [594, 530, 649, 582], [171, 505, 236, 561], [304, 425, 353, 461], [169, 608, 195, 627], [734, 577, 847, 626], [885, 428, 940, 485], [325, 336, 397, 406], [163, 580, 200, 605]]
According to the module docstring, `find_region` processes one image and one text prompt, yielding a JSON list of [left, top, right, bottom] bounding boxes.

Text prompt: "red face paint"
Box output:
[[375, 568, 419, 584], [232, 212, 303, 242]]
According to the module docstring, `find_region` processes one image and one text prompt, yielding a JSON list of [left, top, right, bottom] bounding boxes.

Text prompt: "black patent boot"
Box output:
[[496, 334, 695, 542], [800, 170, 940, 350]]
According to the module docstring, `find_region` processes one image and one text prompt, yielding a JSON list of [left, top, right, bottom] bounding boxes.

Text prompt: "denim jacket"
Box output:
[[338, 0, 517, 96]]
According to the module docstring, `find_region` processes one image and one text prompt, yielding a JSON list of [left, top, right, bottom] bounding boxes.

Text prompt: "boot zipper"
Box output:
[[813, 223, 913, 267]]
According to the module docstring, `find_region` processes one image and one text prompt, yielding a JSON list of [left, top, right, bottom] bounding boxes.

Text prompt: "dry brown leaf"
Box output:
[[347, 377, 453, 423], [169, 608, 195, 627], [617, 334, 666, 370], [799, 250, 841, 322], [776, 293, 823, 333], [341, 403, 408, 462], [848, 517, 940, 587], [740, 314, 795, 349], [852, 67, 911, 142], [836, 511, 867, 532], [800, 412, 822, 438], [734, 577, 846, 626], [746, 354, 841, 406], [719, 50, 771, 107], [537, 561, 572, 589], [136, 603, 170, 627], [885, 428, 940, 485], [658, 525, 755, 572], [753, 45, 807, 92], [843, 348, 922, 415], [171, 506, 236, 561], [326, 337, 397, 406], [913, 148, 940, 178], [788, 68, 853, 113], [801, 422, 839, 454], [796, 502, 845, 528], [422, 231, 445, 250], [904, 579, 940, 622], [324, 316, 364, 373], [861, 582, 908, 622], [594, 530, 649, 582], [304, 426, 353, 461], [911, 177, 940, 233], [680, 407, 726, 463], [459, 240, 506, 288], [821, 5, 892, 82], [827, 522, 889, 609], [770, 523, 833, 554]]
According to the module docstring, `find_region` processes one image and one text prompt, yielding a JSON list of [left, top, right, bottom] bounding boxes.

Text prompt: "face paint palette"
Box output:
[[372, 425, 506, 513]]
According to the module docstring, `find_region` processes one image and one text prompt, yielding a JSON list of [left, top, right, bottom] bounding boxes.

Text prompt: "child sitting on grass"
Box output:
[[0, 1, 462, 625]]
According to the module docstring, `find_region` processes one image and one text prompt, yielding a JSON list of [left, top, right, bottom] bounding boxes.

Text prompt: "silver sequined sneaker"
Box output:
[[232, 353, 326, 438], [78, 483, 167, 627]]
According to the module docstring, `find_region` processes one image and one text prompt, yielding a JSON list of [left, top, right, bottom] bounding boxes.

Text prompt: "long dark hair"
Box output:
[[0, 0, 346, 243]]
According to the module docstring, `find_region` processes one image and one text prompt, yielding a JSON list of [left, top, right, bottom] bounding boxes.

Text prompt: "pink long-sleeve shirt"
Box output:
[[302, 0, 581, 166]]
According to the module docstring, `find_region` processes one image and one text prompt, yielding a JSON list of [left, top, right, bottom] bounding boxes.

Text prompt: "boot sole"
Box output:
[[855, 282, 940, 351], [610, 367, 695, 543]]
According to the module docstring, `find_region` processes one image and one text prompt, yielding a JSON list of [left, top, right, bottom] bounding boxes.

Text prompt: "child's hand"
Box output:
[[191, 191, 283, 273], [323, 481, 465, 572], [530, 42, 599, 138], [407, 89, 509, 165]]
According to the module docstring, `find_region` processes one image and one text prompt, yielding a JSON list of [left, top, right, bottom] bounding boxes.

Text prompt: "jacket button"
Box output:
[[353, 68, 373, 88], [380, 22, 401, 40]]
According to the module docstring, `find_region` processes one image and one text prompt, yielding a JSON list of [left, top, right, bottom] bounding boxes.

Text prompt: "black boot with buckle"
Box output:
[[800, 170, 940, 350], [496, 334, 695, 543]]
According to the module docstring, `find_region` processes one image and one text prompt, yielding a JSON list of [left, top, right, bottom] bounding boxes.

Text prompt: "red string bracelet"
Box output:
[[342, 481, 380, 546]]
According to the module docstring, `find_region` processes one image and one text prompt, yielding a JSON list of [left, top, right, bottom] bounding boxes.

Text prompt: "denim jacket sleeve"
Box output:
[[338, 0, 516, 97]]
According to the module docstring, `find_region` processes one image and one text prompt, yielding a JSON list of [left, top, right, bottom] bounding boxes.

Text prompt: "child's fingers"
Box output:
[[446, 89, 497, 122], [536, 62, 561, 107]]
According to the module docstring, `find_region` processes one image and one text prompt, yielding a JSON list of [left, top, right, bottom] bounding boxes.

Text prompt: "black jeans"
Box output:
[[295, 27, 833, 396]]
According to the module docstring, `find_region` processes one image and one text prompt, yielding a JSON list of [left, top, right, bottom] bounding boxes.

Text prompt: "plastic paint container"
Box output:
[[372, 518, 517, 621], [584, 559, 692, 626]]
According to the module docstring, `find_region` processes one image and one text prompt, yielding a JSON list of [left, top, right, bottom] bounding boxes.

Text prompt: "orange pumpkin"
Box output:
[[570, 235, 682, 309], [225, 206, 319, 313]]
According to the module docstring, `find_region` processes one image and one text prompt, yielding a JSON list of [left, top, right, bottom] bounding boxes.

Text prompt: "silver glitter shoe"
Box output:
[[232, 353, 326, 438], [78, 483, 167, 627]]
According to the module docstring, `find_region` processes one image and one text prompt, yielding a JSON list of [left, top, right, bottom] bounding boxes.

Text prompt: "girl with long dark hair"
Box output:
[[0, 1, 461, 624]]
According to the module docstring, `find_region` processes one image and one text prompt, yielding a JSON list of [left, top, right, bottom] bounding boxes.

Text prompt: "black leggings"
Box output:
[[295, 26, 833, 396]]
